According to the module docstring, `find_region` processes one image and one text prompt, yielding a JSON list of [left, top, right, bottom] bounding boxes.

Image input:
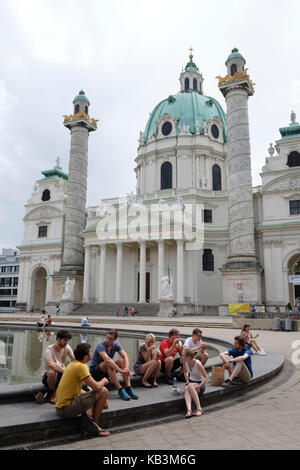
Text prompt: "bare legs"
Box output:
[[85, 388, 110, 436], [100, 359, 130, 391], [140, 360, 161, 386], [184, 383, 202, 417]]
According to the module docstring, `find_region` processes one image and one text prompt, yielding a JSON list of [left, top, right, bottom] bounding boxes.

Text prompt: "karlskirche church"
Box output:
[[16, 49, 300, 316]]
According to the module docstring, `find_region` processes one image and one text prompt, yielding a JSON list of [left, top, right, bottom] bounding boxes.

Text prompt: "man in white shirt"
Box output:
[[36, 329, 75, 404], [183, 328, 209, 366]]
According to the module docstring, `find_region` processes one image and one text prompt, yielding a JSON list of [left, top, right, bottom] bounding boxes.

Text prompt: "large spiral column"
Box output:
[[217, 50, 262, 305]]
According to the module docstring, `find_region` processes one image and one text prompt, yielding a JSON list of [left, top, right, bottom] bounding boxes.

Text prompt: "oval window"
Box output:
[[211, 124, 219, 139], [162, 121, 172, 136]]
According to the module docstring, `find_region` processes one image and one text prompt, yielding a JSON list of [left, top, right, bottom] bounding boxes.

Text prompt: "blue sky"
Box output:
[[0, 0, 300, 248]]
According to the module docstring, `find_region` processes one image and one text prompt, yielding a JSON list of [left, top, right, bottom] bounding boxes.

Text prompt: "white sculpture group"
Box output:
[[160, 275, 174, 301], [62, 277, 75, 299]]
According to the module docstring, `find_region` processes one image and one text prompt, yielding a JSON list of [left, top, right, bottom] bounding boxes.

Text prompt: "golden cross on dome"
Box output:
[[189, 47, 194, 59]]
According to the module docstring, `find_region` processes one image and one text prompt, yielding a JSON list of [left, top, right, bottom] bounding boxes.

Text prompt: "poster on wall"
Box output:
[[228, 304, 250, 316]]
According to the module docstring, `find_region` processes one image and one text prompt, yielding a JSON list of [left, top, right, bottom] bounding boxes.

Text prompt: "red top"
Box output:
[[47, 318, 52, 325], [159, 339, 181, 361]]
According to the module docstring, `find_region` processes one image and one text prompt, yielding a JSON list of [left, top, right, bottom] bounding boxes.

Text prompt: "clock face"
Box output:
[[162, 121, 172, 136], [211, 124, 219, 139]]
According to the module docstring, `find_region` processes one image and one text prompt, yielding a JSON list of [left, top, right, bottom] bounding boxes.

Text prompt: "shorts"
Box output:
[[161, 357, 181, 373], [238, 363, 251, 383], [90, 365, 109, 382], [55, 391, 98, 419], [42, 372, 63, 390]]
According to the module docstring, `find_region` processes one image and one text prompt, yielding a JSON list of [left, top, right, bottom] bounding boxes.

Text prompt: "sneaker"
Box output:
[[118, 388, 131, 401], [260, 350, 266, 355], [231, 377, 243, 385], [126, 386, 139, 400], [164, 376, 173, 385], [222, 379, 233, 388]]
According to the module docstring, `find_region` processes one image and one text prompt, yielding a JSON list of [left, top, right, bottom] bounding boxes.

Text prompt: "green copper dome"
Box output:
[[226, 48, 245, 65], [144, 92, 227, 143], [73, 90, 90, 104], [185, 60, 199, 72]]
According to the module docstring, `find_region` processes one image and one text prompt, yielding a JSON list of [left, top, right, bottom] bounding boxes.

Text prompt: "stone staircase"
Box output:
[[72, 302, 160, 317]]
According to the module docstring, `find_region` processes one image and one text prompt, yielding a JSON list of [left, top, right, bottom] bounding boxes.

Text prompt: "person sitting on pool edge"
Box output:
[[36, 329, 74, 404], [55, 342, 110, 437], [159, 328, 184, 385], [219, 336, 253, 388], [89, 329, 139, 401], [183, 328, 209, 366], [134, 333, 161, 388]]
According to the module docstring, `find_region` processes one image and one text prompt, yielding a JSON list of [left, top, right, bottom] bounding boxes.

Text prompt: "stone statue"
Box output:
[[290, 110, 298, 126], [268, 143, 275, 157], [62, 277, 75, 299], [204, 121, 209, 135], [33, 183, 38, 192], [127, 191, 136, 205], [160, 275, 174, 300], [200, 176, 207, 189], [176, 196, 185, 210], [55, 157, 62, 169], [159, 198, 166, 210], [138, 131, 144, 145]]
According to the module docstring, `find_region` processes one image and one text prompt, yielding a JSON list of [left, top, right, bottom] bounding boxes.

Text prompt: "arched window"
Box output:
[[161, 162, 172, 190], [41, 189, 51, 202], [287, 151, 300, 168], [75, 104, 80, 113], [184, 78, 190, 92], [203, 249, 214, 272], [85, 106, 88, 114], [212, 164, 222, 191], [193, 78, 197, 91], [230, 64, 237, 75]]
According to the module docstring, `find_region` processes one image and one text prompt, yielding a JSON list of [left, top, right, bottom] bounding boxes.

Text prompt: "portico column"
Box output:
[[83, 245, 91, 302], [177, 239, 184, 303], [115, 243, 123, 303], [157, 240, 164, 300], [98, 244, 107, 303], [139, 240, 146, 303]]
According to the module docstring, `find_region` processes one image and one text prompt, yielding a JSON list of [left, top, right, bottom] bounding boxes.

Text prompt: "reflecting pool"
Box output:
[[0, 327, 218, 385]]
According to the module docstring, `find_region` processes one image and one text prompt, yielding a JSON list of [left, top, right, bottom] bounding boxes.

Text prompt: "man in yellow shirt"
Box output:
[[55, 342, 110, 437]]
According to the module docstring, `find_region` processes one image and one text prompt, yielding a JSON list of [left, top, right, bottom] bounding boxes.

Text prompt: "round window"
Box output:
[[211, 124, 219, 139], [162, 121, 172, 136]]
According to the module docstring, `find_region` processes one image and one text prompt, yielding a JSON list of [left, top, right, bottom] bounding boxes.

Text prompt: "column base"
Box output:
[[220, 264, 263, 305], [157, 299, 174, 317], [51, 272, 84, 306]]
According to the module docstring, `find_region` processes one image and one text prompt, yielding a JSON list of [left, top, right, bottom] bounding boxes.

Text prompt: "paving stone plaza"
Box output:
[[0, 315, 299, 451]]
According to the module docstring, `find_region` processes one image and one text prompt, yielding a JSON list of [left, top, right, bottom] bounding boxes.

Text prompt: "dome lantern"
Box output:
[[225, 47, 246, 76], [179, 48, 204, 94]]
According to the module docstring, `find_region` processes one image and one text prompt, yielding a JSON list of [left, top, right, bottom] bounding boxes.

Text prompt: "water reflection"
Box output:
[[0, 328, 218, 386]]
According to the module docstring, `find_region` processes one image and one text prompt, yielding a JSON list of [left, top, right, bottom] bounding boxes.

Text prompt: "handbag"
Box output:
[[211, 366, 225, 386]]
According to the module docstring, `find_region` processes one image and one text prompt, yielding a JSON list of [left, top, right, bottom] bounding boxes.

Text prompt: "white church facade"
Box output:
[[16, 49, 300, 315]]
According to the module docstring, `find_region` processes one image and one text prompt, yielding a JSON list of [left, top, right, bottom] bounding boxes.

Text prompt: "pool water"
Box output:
[[0, 327, 218, 386]]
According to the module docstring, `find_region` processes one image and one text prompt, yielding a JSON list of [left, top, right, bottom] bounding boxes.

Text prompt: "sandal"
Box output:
[[80, 412, 100, 435], [185, 410, 193, 419], [35, 391, 46, 404], [194, 410, 203, 417]]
